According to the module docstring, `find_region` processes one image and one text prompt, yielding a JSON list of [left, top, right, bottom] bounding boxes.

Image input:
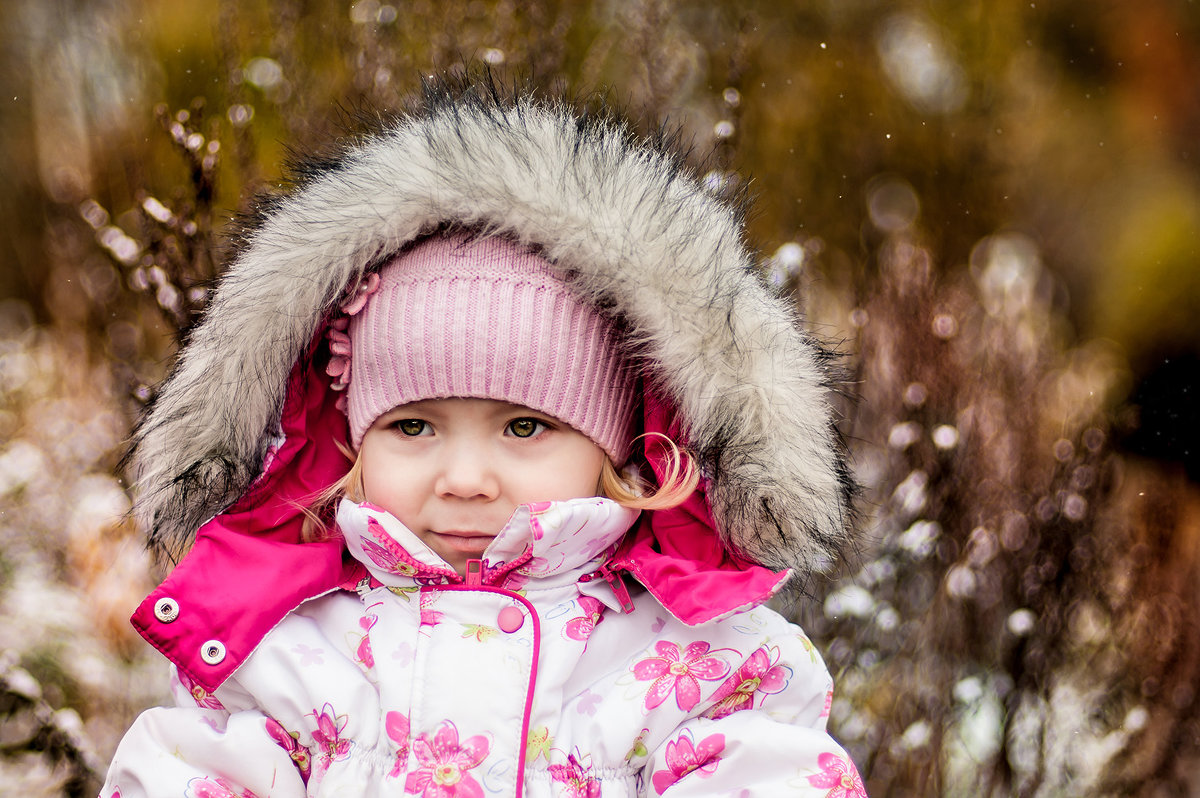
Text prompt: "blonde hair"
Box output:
[[598, 433, 700, 511], [299, 432, 699, 542], [299, 453, 364, 542]]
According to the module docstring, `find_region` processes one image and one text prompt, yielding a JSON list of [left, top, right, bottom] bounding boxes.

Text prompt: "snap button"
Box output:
[[200, 640, 226, 665], [497, 606, 524, 633], [154, 597, 180, 623]]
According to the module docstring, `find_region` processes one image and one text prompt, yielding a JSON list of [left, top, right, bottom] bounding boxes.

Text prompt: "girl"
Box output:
[[104, 79, 865, 797]]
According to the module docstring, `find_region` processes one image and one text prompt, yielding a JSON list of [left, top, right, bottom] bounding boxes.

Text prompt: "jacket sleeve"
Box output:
[[641, 632, 867, 797], [101, 668, 309, 798]]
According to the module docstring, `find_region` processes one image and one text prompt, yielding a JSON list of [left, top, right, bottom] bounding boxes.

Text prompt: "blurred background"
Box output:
[[1, 0, 1198, 795]]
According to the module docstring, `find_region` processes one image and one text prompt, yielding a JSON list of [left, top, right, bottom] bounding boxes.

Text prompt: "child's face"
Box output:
[[358, 397, 609, 575]]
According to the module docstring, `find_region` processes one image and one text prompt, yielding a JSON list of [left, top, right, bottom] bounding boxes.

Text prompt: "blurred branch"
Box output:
[[0, 653, 103, 798], [79, 99, 224, 410]]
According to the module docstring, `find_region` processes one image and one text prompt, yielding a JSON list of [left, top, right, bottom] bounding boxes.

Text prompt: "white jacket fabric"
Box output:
[[105, 498, 862, 797]]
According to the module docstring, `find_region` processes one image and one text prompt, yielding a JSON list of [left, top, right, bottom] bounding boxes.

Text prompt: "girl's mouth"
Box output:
[[430, 531, 494, 553]]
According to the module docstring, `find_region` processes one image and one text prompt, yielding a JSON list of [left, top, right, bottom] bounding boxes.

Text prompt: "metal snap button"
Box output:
[[200, 640, 226, 665], [154, 597, 180, 623], [497, 606, 524, 633]]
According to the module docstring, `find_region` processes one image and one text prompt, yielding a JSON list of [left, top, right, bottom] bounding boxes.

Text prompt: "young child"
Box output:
[[104, 79, 865, 797]]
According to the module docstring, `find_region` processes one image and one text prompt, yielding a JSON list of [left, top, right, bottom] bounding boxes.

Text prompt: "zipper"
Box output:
[[464, 558, 484, 587], [582, 563, 636, 614]]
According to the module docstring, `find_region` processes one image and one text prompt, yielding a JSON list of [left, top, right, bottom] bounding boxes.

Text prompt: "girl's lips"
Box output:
[[430, 531, 494, 553]]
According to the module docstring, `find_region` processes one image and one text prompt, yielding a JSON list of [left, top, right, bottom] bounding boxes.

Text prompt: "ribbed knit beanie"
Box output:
[[331, 234, 638, 463]]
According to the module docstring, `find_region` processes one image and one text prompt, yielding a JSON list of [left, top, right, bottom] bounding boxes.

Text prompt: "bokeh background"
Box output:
[[2, 0, 1199, 795]]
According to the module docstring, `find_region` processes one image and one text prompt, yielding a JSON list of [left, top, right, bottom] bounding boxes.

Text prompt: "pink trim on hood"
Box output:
[[131, 351, 362, 693], [131, 348, 789, 692]]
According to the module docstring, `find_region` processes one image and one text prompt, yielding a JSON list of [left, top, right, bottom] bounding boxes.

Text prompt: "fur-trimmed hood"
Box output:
[[132, 78, 854, 579]]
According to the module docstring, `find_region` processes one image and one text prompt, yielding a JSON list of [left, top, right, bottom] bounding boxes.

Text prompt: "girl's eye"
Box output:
[[507, 418, 546, 438], [396, 419, 428, 436]]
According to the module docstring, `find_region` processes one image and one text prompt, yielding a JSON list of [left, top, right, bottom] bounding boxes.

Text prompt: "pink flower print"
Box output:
[[528, 510, 548, 540], [419, 591, 444, 628], [548, 754, 601, 798], [292, 643, 324, 666], [177, 669, 224, 710], [632, 640, 731, 712], [822, 687, 834, 719], [575, 688, 602, 716], [310, 703, 352, 767], [184, 776, 259, 798], [266, 718, 311, 781], [703, 645, 791, 720], [393, 641, 415, 663], [650, 731, 725, 795], [361, 535, 420, 578], [521, 552, 566, 577], [355, 613, 378, 669], [386, 711, 410, 778], [576, 533, 613, 561], [807, 752, 866, 798], [501, 569, 530, 591], [404, 720, 491, 798], [563, 596, 605, 642]]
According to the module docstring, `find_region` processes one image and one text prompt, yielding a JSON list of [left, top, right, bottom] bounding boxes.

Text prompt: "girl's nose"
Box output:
[[434, 446, 500, 500]]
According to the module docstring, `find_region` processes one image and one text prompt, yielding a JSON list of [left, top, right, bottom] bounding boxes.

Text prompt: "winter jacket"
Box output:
[[103, 77, 863, 797], [106, 498, 862, 796]]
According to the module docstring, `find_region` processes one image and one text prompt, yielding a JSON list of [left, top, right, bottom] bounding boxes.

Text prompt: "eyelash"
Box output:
[[390, 417, 552, 438], [507, 417, 549, 439], [395, 419, 429, 436]]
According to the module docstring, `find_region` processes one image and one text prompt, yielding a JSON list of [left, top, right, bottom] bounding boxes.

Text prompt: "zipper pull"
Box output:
[[465, 559, 484, 587], [599, 564, 636, 614]]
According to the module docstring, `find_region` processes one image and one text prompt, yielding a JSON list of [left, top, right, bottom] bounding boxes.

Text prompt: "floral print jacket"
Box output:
[[104, 497, 864, 798]]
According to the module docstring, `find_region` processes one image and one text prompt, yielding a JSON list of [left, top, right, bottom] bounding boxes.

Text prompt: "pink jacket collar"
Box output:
[[131, 359, 790, 693]]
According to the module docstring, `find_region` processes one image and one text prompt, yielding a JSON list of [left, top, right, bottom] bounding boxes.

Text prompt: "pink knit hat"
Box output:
[[328, 234, 638, 463]]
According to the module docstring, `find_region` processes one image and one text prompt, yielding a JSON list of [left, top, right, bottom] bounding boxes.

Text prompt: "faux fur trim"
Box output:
[[131, 77, 855, 576]]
